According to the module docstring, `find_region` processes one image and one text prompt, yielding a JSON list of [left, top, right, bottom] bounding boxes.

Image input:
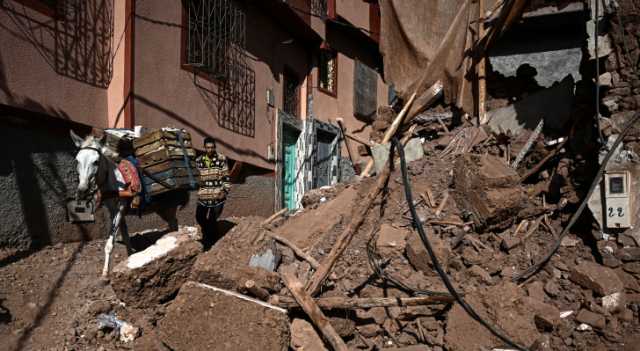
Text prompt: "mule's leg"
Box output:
[[120, 218, 133, 256], [102, 204, 125, 278], [157, 206, 179, 232]]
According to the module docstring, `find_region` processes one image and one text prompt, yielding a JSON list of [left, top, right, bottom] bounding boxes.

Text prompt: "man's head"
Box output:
[[204, 137, 216, 156]]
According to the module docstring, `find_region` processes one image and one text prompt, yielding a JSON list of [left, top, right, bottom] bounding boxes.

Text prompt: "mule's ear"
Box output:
[[70, 130, 84, 148]]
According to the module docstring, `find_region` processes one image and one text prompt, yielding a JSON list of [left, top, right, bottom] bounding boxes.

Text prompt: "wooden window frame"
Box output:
[[317, 47, 338, 97]]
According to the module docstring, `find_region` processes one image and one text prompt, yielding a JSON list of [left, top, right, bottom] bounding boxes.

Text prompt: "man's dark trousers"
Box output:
[[196, 203, 224, 246]]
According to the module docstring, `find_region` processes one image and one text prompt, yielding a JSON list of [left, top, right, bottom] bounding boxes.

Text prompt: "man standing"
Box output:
[[196, 137, 231, 245]]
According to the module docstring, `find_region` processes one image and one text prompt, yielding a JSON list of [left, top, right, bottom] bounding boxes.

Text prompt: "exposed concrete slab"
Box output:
[[111, 227, 202, 308]]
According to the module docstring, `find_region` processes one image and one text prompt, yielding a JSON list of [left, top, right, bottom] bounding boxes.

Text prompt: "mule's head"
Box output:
[[70, 130, 108, 199]]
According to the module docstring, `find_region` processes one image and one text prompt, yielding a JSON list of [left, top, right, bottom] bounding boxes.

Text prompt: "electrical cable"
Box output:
[[514, 111, 640, 282], [391, 137, 529, 351], [365, 227, 452, 297], [595, 0, 606, 145]]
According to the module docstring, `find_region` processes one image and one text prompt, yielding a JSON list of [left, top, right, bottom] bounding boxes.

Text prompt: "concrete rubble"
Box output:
[[110, 226, 203, 308], [7, 1, 640, 351]]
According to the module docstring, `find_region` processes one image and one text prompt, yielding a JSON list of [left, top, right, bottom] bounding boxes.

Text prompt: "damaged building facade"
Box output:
[[6, 0, 640, 350], [0, 0, 387, 250]]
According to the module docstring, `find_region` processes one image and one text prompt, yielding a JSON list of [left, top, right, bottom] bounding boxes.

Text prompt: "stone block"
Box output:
[[290, 318, 327, 351], [569, 261, 624, 296], [575, 309, 606, 329], [406, 230, 450, 273], [110, 227, 202, 308], [376, 224, 409, 255], [159, 281, 289, 351], [372, 138, 424, 175], [190, 217, 281, 294], [453, 154, 527, 230]]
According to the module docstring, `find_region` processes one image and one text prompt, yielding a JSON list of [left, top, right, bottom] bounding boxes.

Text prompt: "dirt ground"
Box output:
[[0, 240, 129, 351]]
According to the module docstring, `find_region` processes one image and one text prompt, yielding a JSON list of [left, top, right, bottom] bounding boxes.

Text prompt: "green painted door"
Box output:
[[282, 128, 299, 209]]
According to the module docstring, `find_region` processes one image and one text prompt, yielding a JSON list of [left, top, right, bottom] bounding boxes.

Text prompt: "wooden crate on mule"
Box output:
[[134, 128, 199, 196]]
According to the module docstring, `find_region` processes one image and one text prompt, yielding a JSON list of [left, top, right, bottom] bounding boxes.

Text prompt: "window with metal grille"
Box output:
[[283, 68, 301, 117], [310, 0, 327, 17], [318, 49, 337, 95], [185, 0, 245, 79]]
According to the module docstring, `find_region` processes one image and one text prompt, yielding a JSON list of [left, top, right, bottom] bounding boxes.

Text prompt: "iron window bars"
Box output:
[[186, 0, 245, 79], [319, 48, 337, 94]]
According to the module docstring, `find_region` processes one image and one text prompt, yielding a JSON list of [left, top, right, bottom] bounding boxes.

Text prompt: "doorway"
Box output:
[[282, 126, 300, 209], [314, 129, 336, 188]]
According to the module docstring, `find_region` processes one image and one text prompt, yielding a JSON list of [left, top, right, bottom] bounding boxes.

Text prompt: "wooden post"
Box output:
[[273, 294, 455, 310], [266, 231, 320, 269], [360, 92, 417, 177], [336, 118, 357, 169], [262, 208, 288, 226], [280, 268, 348, 351], [478, 0, 488, 125], [304, 93, 435, 297]]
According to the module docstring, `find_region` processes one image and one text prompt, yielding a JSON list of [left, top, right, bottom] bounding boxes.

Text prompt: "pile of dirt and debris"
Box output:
[[3, 109, 640, 350]]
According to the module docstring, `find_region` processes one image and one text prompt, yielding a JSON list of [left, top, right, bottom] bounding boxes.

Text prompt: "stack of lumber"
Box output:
[[133, 128, 199, 196]]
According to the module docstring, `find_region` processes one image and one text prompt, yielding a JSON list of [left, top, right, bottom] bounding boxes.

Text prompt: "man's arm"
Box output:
[[220, 156, 232, 194]]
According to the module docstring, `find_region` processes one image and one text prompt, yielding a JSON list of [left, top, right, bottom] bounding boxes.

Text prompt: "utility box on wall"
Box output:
[[604, 171, 633, 229]]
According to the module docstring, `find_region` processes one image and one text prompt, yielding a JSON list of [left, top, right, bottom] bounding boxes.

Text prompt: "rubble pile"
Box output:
[[7, 2, 640, 351], [60, 109, 640, 350]]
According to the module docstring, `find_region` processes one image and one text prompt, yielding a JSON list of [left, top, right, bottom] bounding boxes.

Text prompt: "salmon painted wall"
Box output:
[[337, 0, 370, 30], [106, 0, 127, 129], [0, 0, 113, 128], [132, 1, 311, 170], [311, 0, 389, 162]]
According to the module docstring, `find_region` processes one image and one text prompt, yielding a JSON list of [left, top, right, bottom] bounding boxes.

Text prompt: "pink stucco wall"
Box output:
[[0, 0, 111, 128], [132, 0, 311, 170]]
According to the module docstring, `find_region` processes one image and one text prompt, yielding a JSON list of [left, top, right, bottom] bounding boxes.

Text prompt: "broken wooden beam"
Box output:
[[304, 95, 421, 297], [519, 138, 567, 182], [361, 92, 417, 177], [435, 191, 449, 217], [336, 118, 357, 168], [280, 268, 348, 351], [262, 208, 288, 226], [478, 0, 488, 125], [272, 294, 455, 310], [304, 159, 393, 296], [240, 279, 270, 301], [266, 231, 320, 270], [501, 217, 542, 251]]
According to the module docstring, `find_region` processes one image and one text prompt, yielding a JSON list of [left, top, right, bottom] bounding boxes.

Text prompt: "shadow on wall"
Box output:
[[134, 93, 273, 165], [0, 109, 104, 267], [194, 51, 257, 138], [0, 0, 114, 88]]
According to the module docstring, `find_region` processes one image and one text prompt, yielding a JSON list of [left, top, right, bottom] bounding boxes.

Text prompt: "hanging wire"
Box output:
[[391, 137, 529, 351], [595, 0, 606, 145], [514, 111, 640, 282]]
